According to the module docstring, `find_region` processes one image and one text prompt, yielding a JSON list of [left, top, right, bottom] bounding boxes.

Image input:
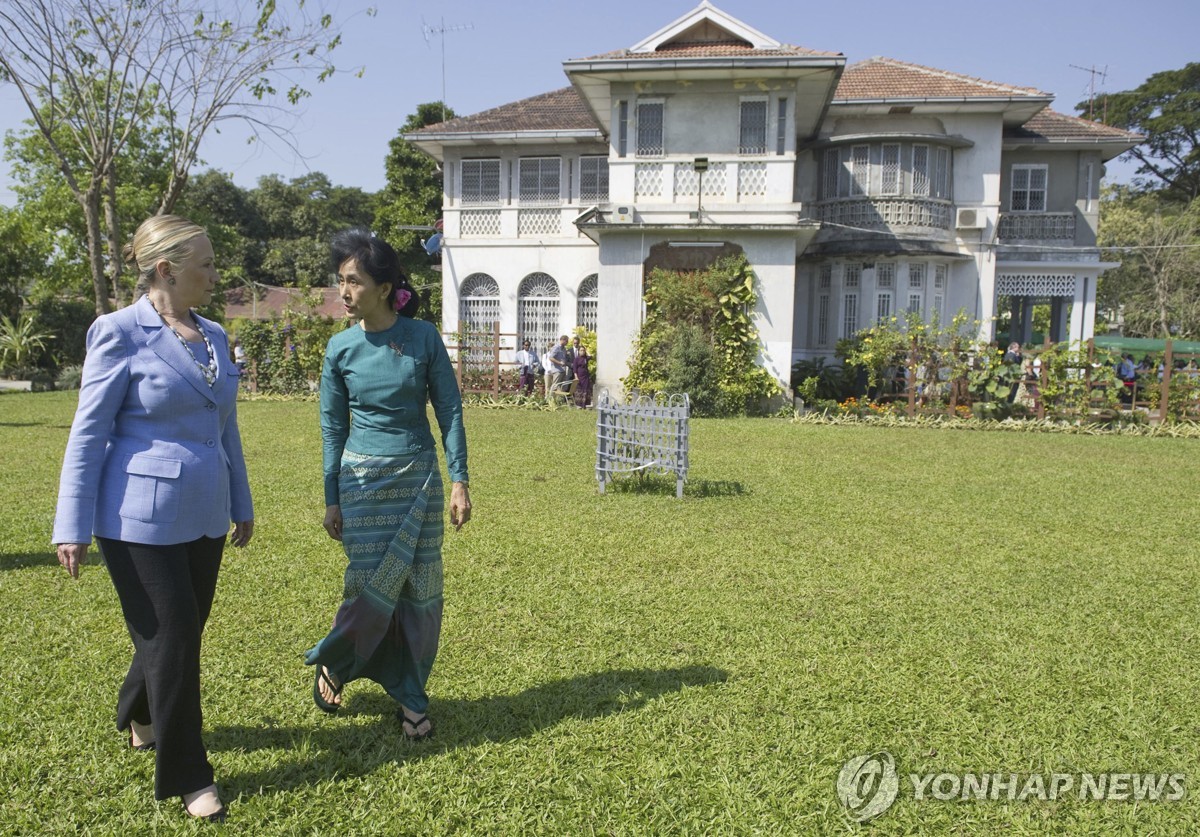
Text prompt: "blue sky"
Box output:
[[0, 0, 1195, 205]]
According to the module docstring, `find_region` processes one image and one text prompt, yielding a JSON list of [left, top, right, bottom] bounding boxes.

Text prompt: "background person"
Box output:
[[52, 214, 254, 823], [515, 339, 538, 396], [572, 337, 592, 408], [308, 228, 470, 742]]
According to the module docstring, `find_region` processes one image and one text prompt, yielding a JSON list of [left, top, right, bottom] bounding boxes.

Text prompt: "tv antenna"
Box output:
[[422, 17, 474, 123], [1070, 63, 1108, 121]]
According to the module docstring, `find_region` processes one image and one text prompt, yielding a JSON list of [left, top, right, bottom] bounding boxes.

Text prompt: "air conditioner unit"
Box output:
[[610, 205, 636, 224], [955, 208, 985, 230]]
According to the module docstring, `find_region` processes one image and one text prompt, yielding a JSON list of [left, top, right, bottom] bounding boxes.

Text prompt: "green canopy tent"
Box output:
[[1092, 336, 1200, 357]]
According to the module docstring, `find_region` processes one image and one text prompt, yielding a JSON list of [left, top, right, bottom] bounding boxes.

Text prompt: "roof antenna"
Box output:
[[422, 17, 475, 124], [1070, 63, 1108, 121]]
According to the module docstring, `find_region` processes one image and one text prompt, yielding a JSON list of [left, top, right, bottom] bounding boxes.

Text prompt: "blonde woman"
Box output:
[[53, 215, 253, 822]]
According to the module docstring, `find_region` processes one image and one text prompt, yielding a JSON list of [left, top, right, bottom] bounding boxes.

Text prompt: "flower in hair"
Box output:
[[393, 288, 412, 311]]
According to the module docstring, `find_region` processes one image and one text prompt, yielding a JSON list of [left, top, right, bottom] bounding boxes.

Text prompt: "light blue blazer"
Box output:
[[53, 295, 254, 546]]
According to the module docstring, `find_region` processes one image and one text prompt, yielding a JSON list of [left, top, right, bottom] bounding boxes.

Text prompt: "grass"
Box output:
[[3, 392, 1200, 834]]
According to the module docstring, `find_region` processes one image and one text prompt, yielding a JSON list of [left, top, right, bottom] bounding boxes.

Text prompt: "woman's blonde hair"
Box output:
[[124, 214, 207, 297]]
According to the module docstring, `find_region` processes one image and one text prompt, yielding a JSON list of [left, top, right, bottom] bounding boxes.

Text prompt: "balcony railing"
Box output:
[[815, 197, 952, 231], [997, 213, 1076, 242]]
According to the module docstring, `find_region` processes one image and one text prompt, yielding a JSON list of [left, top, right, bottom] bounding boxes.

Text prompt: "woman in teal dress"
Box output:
[[306, 229, 470, 740]]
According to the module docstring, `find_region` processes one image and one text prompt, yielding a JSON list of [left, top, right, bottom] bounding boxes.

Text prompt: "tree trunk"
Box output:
[[104, 165, 124, 308], [80, 186, 111, 317]]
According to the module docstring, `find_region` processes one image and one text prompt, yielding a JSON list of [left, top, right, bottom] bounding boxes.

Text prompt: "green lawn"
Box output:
[[3, 392, 1199, 834]]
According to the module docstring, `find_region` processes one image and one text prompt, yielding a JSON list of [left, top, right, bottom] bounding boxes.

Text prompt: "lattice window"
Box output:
[[518, 208, 561, 236], [519, 157, 561, 204], [912, 145, 930, 197], [934, 264, 947, 291], [851, 145, 870, 197], [908, 263, 926, 290], [739, 98, 768, 155], [459, 273, 501, 361], [819, 264, 832, 290], [675, 163, 727, 197], [996, 274, 1077, 296], [881, 144, 901, 195], [934, 147, 951, 199], [822, 149, 839, 200], [737, 162, 767, 197], [635, 163, 663, 197], [1011, 164, 1047, 212], [844, 263, 861, 289], [876, 292, 892, 323], [907, 293, 922, 315], [776, 98, 788, 155], [842, 293, 859, 338], [577, 274, 598, 333], [461, 159, 501, 205], [877, 262, 895, 289], [636, 100, 664, 157], [518, 273, 561, 352], [460, 209, 501, 237], [932, 294, 944, 320], [816, 294, 830, 345], [579, 156, 609, 203]]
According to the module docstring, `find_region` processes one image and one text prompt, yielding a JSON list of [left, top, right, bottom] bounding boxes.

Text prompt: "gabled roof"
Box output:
[[581, 41, 839, 60], [408, 87, 600, 136], [835, 57, 1050, 100]]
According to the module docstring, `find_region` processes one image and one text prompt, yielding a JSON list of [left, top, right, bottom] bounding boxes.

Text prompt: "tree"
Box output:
[[0, 0, 356, 314], [376, 102, 455, 324], [1098, 189, 1200, 338], [1086, 63, 1200, 202], [0, 207, 51, 321]]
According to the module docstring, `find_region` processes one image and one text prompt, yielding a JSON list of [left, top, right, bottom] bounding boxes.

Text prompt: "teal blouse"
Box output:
[[320, 316, 468, 505]]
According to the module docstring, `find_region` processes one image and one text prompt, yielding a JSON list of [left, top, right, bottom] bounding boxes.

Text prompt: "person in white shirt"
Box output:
[[514, 339, 538, 396]]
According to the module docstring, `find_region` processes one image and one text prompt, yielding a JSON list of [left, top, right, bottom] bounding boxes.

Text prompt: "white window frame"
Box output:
[[842, 293, 859, 339], [816, 294, 830, 345], [518, 157, 562, 205], [1010, 164, 1048, 213], [579, 156, 609, 203], [881, 143, 901, 195], [850, 145, 870, 197], [739, 96, 768, 156], [460, 158, 501, 206], [876, 262, 895, 289], [635, 99, 665, 158], [775, 98, 788, 156], [876, 292, 893, 323], [911, 145, 930, 197]]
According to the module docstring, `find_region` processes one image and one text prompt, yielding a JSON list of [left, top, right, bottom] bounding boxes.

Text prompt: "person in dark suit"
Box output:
[[53, 214, 254, 823]]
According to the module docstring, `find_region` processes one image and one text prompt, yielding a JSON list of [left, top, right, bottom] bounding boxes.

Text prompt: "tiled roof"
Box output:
[[408, 87, 600, 135], [581, 41, 841, 60], [835, 57, 1049, 100], [1005, 109, 1144, 142]]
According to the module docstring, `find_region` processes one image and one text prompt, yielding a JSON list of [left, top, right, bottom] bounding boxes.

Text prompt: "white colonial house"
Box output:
[[406, 1, 1141, 397]]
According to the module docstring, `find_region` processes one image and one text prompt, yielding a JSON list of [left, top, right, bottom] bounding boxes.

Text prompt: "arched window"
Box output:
[[517, 272, 560, 353], [577, 274, 598, 333], [458, 274, 501, 369]]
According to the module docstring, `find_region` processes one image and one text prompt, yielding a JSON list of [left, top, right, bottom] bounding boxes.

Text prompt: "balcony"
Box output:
[[997, 212, 1076, 242], [814, 196, 952, 232]]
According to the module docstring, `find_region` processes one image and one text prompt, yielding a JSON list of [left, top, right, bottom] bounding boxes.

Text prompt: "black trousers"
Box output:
[[96, 535, 225, 800]]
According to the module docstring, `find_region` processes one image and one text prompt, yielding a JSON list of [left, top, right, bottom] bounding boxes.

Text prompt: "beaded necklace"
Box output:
[[154, 303, 218, 387]]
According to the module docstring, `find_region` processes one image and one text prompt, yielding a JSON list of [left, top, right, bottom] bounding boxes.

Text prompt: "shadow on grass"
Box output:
[[211, 665, 727, 796], [604, 477, 748, 497], [0, 552, 58, 571]]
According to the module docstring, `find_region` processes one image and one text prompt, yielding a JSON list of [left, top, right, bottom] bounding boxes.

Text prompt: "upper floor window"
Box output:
[[519, 157, 561, 204], [822, 142, 953, 201], [461, 158, 501, 205], [617, 101, 629, 158], [739, 98, 768, 155], [579, 156, 609, 203], [636, 100, 664, 157], [1011, 164, 1048, 212], [776, 98, 788, 155]]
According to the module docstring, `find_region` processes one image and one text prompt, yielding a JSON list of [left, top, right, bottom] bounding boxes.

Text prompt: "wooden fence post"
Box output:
[[1160, 339, 1174, 423]]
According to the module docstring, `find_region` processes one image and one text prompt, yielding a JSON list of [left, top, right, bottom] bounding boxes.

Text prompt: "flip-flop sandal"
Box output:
[[398, 711, 434, 741], [313, 667, 343, 714]]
